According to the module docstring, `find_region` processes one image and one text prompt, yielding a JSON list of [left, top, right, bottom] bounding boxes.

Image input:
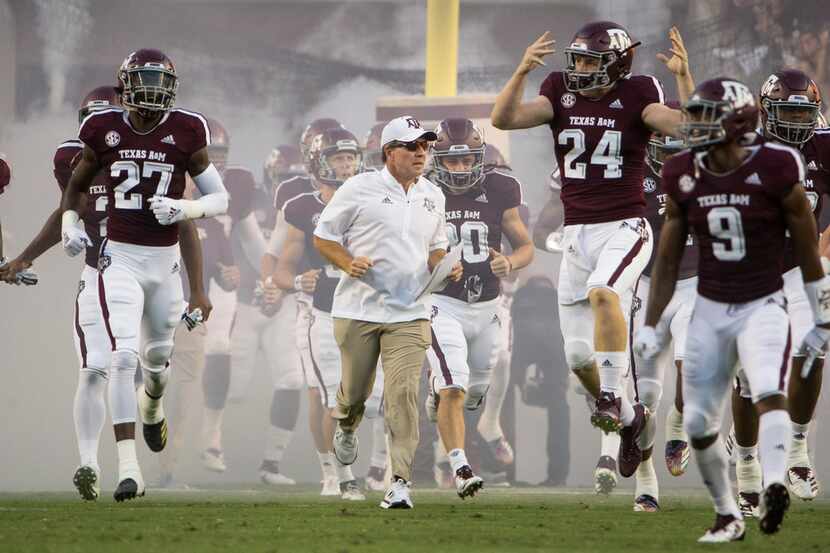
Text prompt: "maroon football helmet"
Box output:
[[760, 69, 822, 145], [118, 49, 178, 114], [564, 21, 640, 92], [431, 118, 486, 195], [680, 78, 759, 149], [647, 100, 685, 173], [300, 117, 342, 171], [484, 143, 511, 173], [263, 145, 304, 188], [309, 127, 362, 187], [206, 117, 230, 173], [364, 122, 386, 171], [78, 85, 121, 124], [0, 157, 9, 196]]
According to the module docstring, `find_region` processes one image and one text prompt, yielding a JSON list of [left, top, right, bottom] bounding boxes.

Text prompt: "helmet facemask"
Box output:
[[646, 135, 685, 174], [317, 142, 362, 187], [432, 146, 485, 195], [680, 100, 731, 149], [762, 98, 820, 145], [564, 48, 617, 92], [121, 66, 177, 114]]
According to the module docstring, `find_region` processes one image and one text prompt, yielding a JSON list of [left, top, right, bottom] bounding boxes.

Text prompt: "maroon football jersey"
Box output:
[[54, 139, 109, 268], [274, 174, 314, 212], [782, 129, 830, 271], [0, 157, 10, 195], [438, 170, 522, 303], [283, 191, 338, 313], [662, 141, 805, 303], [78, 108, 210, 247], [225, 166, 257, 223], [539, 72, 664, 225], [642, 163, 698, 279]]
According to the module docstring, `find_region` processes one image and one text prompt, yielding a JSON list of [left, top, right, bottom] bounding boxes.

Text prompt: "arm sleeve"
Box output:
[[313, 181, 359, 243], [233, 212, 267, 269], [266, 210, 289, 257]]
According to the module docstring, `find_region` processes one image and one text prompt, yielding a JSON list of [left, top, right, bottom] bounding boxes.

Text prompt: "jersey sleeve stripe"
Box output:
[[57, 139, 83, 149], [173, 108, 211, 146], [647, 75, 665, 104], [765, 141, 807, 182], [77, 108, 121, 139]]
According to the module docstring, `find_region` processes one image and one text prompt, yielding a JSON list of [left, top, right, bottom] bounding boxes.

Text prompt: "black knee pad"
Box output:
[[203, 354, 231, 410], [270, 389, 300, 430]]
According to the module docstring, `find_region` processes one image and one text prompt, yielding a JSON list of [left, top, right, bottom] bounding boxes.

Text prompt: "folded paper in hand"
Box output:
[[415, 247, 462, 302]]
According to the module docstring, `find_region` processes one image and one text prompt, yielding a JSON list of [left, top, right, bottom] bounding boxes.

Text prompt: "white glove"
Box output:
[[800, 325, 830, 378], [633, 325, 661, 361], [62, 226, 92, 257], [182, 307, 203, 331], [149, 195, 186, 226]]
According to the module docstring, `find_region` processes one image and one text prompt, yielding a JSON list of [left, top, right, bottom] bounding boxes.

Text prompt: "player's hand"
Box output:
[[799, 325, 830, 377], [656, 26, 689, 77], [448, 261, 463, 283], [187, 290, 213, 324], [298, 269, 321, 294], [260, 277, 284, 316], [149, 195, 187, 226], [517, 31, 556, 76], [0, 257, 31, 284], [347, 256, 373, 278], [633, 325, 661, 360], [489, 248, 512, 278], [62, 226, 92, 257], [218, 262, 240, 290]]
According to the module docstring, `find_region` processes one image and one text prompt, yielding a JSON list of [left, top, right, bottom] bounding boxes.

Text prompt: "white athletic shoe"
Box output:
[[380, 477, 413, 509], [321, 475, 340, 496], [259, 460, 296, 485], [698, 514, 745, 543], [738, 491, 760, 518], [73, 465, 100, 501], [340, 480, 366, 501], [455, 465, 484, 499], [788, 464, 820, 500], [333, 427, 358, 466], [201, 448, 227, 473]]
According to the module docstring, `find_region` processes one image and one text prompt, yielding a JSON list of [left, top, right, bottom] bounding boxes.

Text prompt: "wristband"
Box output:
[[294, 274, 304, 291], [805, 274, 830, 325]]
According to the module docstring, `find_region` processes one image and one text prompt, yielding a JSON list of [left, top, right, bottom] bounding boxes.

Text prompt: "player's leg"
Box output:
[[731, 370, 762, 518], [71, 267, 110, 501], [476, 299, 514, 466], [98, 252, 146, 502], [784, 270, 822, 499], [683, 296, 744, 543], [426, 300, 483, 499], [260, 306, 302, 486], [201, 352, 231, 468], [738, 295, 792, 535], [364, 366, 389, 491], [664, 277, 695, 477]]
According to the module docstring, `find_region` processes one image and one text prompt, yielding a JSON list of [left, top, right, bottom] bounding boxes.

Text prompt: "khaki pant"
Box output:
[[159, 321, 207, 476], [333, 317, 431, 481]]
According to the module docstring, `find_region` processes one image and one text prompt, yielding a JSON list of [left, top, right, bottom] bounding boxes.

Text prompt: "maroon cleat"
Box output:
[[618, 403, 648, 478], [591, 392, 622, 433]]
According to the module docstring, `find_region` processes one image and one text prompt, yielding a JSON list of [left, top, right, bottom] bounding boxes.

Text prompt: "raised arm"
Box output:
[[656, 26, 695, 104]]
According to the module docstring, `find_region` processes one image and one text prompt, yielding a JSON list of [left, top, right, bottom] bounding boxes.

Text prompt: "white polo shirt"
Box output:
[[314, 167, 448, 323]]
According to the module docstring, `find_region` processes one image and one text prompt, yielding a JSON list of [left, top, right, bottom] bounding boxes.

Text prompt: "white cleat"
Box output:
[[201, 448, 227, 473], [340, 480, 366, 501], [788, 464, 820, 500], [593, 455, 617, 495], [321, 475, 340, 496], [698, 514, 745, 543], [380, 477, 413, 509], [333, 427, 358, 466], [73, 466, 100, 501], [738, 491, 760, 518], [455, 465, 484, 499], [259, 460, 296, 485]]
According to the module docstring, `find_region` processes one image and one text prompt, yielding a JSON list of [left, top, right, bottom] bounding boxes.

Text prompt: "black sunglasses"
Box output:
[[390, 139, 430, 152]]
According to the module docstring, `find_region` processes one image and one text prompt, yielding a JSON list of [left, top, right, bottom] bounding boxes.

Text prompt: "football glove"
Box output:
[[633, 325, 661, 361], [182, 307, 203, 331], [61, 226, 92, 257], [800, 325, 830, 378], [149, 195, 186, 226]]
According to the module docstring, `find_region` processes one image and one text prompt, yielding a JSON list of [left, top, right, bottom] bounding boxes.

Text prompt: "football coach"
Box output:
[[313, 115, 462, 508]]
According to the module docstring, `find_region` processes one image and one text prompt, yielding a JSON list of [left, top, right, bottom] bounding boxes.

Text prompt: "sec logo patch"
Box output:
[[679, 174, 695, 193], [105, 130, 121, 148], [643, 177, 657, 193], [561, 93, 576, 108]]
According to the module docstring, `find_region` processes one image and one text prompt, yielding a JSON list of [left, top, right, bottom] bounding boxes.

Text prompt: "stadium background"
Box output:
[[1, 0, 829, 493]]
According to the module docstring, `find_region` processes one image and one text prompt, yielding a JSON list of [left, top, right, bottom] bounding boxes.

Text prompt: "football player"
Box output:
[[424, 118, 533, 498], [729, 69, 830, 515], [492, 21, 687, 479], [0, 157, 10, 268], [363, 122, 386, 172], [635, 77, 828, 541], [272, 126, 385, 500], [60, 50, 225, 500]]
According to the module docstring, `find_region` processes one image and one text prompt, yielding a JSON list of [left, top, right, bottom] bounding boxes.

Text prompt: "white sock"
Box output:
[[74, 369, 107, 469], [792, 421, 810, 439], [695, 439, 741, 518], [736, 445, 762, 494], [601, 430, 621, 460], [790, 421, 810, 466], [665, 404, 686, 442], [335, 459, 355, 483], [202, 407, 225, 451], [758, 409, 791, 486], [116, 439, 139, 480], [597, 351, 627, 396], [370, 417, 388, 469], [318, 451, 336, 478], [635, 456, 659, 501], [264, 426, 293, 462], [448, 448, 469, 473], [108, 365, 137, 426]]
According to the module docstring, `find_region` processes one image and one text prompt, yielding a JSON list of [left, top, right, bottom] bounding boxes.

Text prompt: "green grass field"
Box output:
[[2, 487, 828, 553]]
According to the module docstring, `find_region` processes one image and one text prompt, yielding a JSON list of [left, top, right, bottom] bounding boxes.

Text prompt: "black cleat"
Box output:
[[143, 419, 168, 452], [759, 482, 790, 535], [113, 478, 145, 502], [73, 466, 99, 501]]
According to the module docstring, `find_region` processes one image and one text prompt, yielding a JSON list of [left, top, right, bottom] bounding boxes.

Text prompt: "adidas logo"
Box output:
[[808, 160, 818, 170], [609, 99, 624, 109], [475, 193, 488, 203], [601, 359, 613, 368], [381, 196, 393, 204], [794, 433, 806, 440], [744, 172, 762, 185], [742, 454, 755, 461], [161, 134, 176, 145], [774, 443, 786, 451]]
